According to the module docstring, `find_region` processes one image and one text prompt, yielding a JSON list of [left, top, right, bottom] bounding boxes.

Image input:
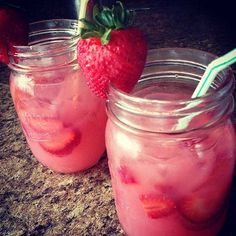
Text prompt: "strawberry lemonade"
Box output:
[[105, 48, 236, 236], [9, 19, 107, 173]]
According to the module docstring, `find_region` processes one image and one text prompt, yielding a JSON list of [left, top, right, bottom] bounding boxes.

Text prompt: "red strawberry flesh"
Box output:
[[40, 129, 80, 156], [78, 28, 147, 98], [15, 103, 81, 157], [178, 191, 225, 224], [140, 194, 176, 219], [77, 2, 148, 99]]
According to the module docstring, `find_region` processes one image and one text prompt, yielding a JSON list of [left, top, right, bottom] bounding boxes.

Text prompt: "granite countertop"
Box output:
[[0, 1, 236, 235]]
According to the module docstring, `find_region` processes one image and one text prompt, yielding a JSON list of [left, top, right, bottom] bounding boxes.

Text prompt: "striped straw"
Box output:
[[175, 48, 236, 131], [192, 48, 236, 98]]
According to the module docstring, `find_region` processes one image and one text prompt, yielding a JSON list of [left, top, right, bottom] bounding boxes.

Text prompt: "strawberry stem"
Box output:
[[80, 1, 134, 45], [101, 28, 112, 44]]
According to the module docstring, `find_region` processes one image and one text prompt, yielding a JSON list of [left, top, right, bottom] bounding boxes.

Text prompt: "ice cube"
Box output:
[[115, 132, 142, 160], [34, 83, 62, 102], [15, 74, 35, 96]]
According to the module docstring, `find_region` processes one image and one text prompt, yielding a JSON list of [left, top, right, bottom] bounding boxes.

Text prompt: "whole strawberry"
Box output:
[[0, 5, 28, 64], [77, 1, 148, 98]]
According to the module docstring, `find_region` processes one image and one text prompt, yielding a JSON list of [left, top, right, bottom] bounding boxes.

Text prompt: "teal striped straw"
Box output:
[[192, 48, 236, 98], [175, 48, 236, 131]]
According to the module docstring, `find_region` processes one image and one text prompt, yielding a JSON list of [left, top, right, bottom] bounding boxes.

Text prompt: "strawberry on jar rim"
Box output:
[[77, 1, 148, 99]]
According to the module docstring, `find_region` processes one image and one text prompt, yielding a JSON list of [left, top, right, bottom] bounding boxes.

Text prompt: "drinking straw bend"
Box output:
[[175, 48, 236, 131], [192, 48, 236, 98]]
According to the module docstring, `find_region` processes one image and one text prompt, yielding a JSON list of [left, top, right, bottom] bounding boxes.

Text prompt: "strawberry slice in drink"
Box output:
[[26, 116, 80, 156], [178, 151, 232, 228], [40, 129, 80, 156], [17, 107, 81, 156], [139, 194, 176, 219], [178, 186, 226, 225]]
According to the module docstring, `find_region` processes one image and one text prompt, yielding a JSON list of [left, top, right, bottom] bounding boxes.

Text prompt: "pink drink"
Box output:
[[9, 19, 107, 173], [106, 107, 235, 236], [105, 48, 236, 236], [10, 68, 106, 173]]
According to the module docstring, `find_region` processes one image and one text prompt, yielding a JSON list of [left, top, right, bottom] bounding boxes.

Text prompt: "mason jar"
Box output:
[[8, 19, 107, 173], [106, 48, 235, 236]]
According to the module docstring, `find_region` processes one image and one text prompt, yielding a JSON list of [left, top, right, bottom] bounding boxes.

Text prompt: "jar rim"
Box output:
[[9, 19, 80, 56], [8, 19, 80, 71], [107, 48, 235, 133], [108, 48, 234, 106]]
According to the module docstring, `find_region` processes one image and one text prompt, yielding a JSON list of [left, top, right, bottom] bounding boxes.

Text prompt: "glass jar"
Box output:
[[106, 48, 235, 236], [9, 19, 107, 173]]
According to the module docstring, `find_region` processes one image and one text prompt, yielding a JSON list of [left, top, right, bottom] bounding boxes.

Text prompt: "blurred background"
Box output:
[[0, 0, 235, 58], [0, 0, 235, 59], [0, 0, 235, 24]]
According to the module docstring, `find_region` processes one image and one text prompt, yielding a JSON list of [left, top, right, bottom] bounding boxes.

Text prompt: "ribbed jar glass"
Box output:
[[106, 48, 235, 236], [9, 19, 107, 173]]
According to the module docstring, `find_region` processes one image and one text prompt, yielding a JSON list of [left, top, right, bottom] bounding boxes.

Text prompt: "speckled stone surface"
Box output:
[[0, 1, 236, 236]]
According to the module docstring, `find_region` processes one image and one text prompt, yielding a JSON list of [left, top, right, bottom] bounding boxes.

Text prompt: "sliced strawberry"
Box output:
[[16, 105, 80, 155], [118, 165, 137, 184], [178, 190, 225, 224], [178, 152, 232, 227], [40, 129, 80, 156], [179, 211, 225, 232], [77, 1, 147, 99], [139, 194, 176, 219]]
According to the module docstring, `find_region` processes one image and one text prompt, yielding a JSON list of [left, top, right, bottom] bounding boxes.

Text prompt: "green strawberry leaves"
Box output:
[[79, 1, 134, 45], [94, 5, 114, 28]]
